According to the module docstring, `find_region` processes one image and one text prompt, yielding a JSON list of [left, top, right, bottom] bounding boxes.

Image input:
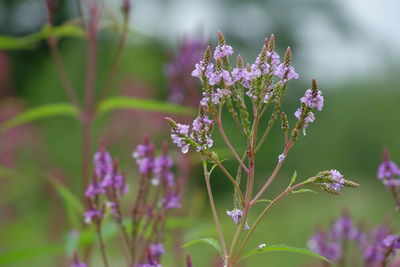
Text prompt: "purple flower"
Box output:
[[163, 194, 181, 210], [136, 262, 162, 267], [93, 148, 113, 179], [325, 169, 346, 192], [191, 60, 214, 80], [190, 115, 214, 152], [170, 123, 190, 154], [294, 108, 315, 129], [330, 214, 356, 241], [278, 154, 286, 163], [213, 44, 233, 60], [308, 231, 341, 261], [149, 243, 165, 258], [209, 70, 233, 86], [154, 155, 175, 187], [166, 37, 206, 105], [71, 262, 87, 267], [83, 208, 103, 224], [226, 209, 243, 224], [85, 182, 106, 197], [300, 88, 324, 111], [232, 67, 245, 82], [377, 160, 400, 180], [382, 235, 400, 249], [274, 63, 299, 81]]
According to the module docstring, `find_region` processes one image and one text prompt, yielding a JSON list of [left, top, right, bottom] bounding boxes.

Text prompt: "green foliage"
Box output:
[[98, 96, 196, 116], [182, 238, 223, 258], [0, 245, 63, 265], [0, 103, 79, 133], [0, 23, 85, 50], [240, 244, 331, 263], [287, 170, 297, 188], [291, 189, 317, 194], [48, 177, 84, 229]]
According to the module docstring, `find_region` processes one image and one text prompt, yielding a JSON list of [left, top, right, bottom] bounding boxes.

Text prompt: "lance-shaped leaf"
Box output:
[[240, 244, 332, 263], [0, 103, 79, 133], [0, 23, 84, 50], [182, 238, 223, 258], [97, 97, 196, 116]]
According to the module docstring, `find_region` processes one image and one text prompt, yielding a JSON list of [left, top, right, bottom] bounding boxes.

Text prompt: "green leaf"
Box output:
[[0, 23, 84, 50], [287, 170, 297, 188], [209, 159, 228, 175], [97, 97, 196, 116], [48, 178, 84, 228], [182, 238, 223, 258], [0, 103, 79, 133], [241, 244, 332, 263], [291, 189, 317, 194], [0, 245, 63, 265]]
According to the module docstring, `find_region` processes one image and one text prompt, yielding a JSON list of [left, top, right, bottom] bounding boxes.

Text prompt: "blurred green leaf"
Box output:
[[291, 189, 317, 194], [166, 218, 195, 229], [97, 97, 196, 116], [0, 165, 18, 179], [182, 237, 223, 258], [0, 245, 63, 265], [48, 178, 83, 229], [241, 244, 332, 263], [0, 103, 79, 133], [0, 23, 84, 50]]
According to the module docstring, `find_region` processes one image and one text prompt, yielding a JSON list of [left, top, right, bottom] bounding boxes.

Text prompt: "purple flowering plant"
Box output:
[[76, 138, 183, 267], [308, 212, 400, 267], [166, 32, 358, 266], [307, 149, 400, 267], [377, 148, 400, 209]]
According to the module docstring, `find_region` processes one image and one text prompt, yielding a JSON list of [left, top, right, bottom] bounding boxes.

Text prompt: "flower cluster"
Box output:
[[308, 212, 400, 266], [294, 79, 324, 131], [166, 36, 207, 106], [377, 148, 400, 188], [84, 145, 128, 223], [78, 138, 181, 267], [167, 108, 214, 154], [191, 33, 299, 110], [307, 170, 358, 195]]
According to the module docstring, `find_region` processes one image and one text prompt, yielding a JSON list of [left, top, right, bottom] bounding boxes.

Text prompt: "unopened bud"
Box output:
[[260, 45, 267, 63], [217, 31, 226, 46], [236, 54, 243, 69], [267, 34, 275, 51], [203, 46, 211, 65], [121, 0, 131, 17], [284, 47, 292, 65], [311, 78, 318, 91], [281, 112, 289, 133]]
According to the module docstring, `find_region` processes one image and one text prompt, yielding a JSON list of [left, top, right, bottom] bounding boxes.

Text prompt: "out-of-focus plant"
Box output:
[[377, 148, 400, 210], [73, 137, 183, 267], [166, 31, 359, 266], [308, 212, 400, 267], [165, 36, 208, 107], [307, 149, 400, 267]]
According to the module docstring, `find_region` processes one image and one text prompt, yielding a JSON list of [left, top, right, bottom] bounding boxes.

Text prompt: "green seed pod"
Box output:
[[281, 112, 289, 133]]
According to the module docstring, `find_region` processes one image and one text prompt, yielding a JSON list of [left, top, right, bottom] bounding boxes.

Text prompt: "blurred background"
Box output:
[[0, 0, 399, 266]]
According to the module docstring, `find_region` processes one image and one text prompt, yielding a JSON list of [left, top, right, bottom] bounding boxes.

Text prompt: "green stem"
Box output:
[[207, 152, 245, 203], [233, 182, 306, 264], [251, 139, 294, 205], [201, 158, 228, 259]]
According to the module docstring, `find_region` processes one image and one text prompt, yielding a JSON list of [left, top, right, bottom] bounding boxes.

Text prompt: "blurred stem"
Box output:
[[201, 157, 228, 259], [98, 14, 129, 102], [251, 138, 294, 205], [206, 152, 244, 203], [390, 187, 400, 211], [210, 109, 249, 174], [233, 182, 306, 264], [96, 225, 110, 267], [48, 38, 81, 110]]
